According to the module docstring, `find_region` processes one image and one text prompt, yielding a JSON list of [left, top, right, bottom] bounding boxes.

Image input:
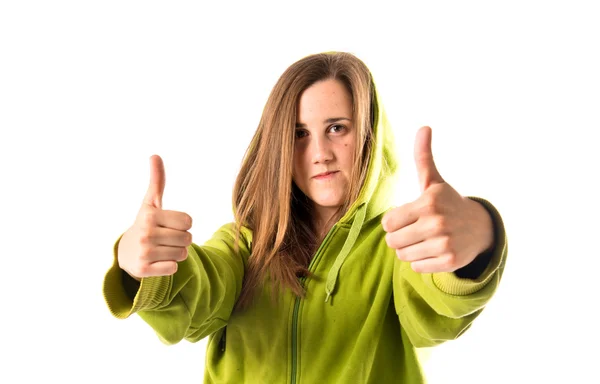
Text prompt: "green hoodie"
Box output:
[[103, 73, 507, 383]]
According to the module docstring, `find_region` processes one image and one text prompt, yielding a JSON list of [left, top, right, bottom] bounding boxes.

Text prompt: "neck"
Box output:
[[312, 205, 341, 239]]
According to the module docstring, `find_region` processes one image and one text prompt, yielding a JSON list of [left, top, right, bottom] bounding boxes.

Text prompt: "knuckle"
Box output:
[[422, 194, 438, 212], [411, 262, 421, 273], [185, 214, 193, 229], [139, 246, 153, 260], [386, 233, 402, 249], [443, 254, 457, 269], [133, 263, 150, 277], [141, 264, 154, 276], [139, 233, 151, 246], [440, 235, 452, 252], [385, 233, 394, 247], [383, 214, 395, 231], [430, 216, 446, 233], [143, 211, 157, 227]]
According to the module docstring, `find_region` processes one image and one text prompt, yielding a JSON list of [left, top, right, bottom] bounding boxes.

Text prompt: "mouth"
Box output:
[[312, 171, 339, 180]]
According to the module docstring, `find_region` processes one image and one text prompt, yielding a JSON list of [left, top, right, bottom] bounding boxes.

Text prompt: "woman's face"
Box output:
[[293, 78, 356, 224]]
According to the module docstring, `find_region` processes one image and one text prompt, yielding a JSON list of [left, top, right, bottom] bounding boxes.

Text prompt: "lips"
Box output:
[[313, 171, 338, 179]]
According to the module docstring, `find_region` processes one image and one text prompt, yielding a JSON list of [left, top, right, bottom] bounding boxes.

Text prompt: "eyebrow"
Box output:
[[295, 117, 352, 128]]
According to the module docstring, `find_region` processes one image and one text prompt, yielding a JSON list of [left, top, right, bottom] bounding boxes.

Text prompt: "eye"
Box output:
[[295, 130, 308, 139], [329, 124, 346, 133]]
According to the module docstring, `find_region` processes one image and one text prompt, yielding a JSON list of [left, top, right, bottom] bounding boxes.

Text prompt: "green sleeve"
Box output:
[[393, 197, 507, 348], [102, 223, 251, 345]]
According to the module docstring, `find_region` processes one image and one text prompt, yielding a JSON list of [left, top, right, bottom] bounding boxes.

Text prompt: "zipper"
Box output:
[[290, 295, 302, 384], [290, 225, 337, 384]]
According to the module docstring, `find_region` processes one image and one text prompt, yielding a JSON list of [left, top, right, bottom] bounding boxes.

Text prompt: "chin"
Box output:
[[310, 196, 344, 209]]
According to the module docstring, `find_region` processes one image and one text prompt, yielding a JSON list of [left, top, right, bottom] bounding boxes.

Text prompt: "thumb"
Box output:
[[414, 126, 444, 192], [143, 154, 165, 209]]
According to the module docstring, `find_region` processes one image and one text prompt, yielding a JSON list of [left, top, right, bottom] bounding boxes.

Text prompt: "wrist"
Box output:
[[469, 198, 495, 254]]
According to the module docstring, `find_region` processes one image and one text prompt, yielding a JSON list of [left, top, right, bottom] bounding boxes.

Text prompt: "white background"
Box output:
[[1, 1, 599, 383]]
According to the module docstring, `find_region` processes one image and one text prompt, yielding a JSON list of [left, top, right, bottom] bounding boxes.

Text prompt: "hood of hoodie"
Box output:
[[339, 77, 399, 225], [323, 56, 401, 302]]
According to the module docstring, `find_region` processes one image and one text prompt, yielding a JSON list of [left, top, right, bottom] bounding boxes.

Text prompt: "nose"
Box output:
[[311, 135, 334, 164]]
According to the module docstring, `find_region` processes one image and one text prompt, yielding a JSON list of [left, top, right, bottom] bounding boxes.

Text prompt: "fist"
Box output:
[[118, 155, 193, 280]]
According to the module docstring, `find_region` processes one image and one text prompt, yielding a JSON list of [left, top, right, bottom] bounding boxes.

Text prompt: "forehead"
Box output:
[[297, 79, 352, 122]]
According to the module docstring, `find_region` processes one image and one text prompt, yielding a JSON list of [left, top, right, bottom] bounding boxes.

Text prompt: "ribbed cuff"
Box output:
[[102, 234, 171, 319], [430, 197, 507, 296]]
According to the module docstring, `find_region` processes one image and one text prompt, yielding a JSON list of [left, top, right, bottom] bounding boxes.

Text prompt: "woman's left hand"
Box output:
[[382, 126, 494, 273]]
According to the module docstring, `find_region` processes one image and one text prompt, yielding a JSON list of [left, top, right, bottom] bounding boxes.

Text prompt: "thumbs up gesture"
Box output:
[[117, 155, 193, 281], [382, 126, 494, 273]]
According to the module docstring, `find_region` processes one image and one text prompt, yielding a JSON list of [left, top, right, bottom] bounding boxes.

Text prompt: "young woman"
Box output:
[[103, 52, 507, 383]]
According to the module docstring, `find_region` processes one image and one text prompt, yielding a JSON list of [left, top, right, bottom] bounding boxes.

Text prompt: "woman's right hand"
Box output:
[[118, 155, 193, 281]]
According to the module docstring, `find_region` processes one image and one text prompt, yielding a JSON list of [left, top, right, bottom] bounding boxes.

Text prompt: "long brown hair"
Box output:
[[233, 52, 375, 309]]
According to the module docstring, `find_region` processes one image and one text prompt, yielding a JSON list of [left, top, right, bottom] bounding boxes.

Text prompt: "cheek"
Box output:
[[342, 140, 356, 163], [293, 148, 307, 170], [292, 153, 303, 180]]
